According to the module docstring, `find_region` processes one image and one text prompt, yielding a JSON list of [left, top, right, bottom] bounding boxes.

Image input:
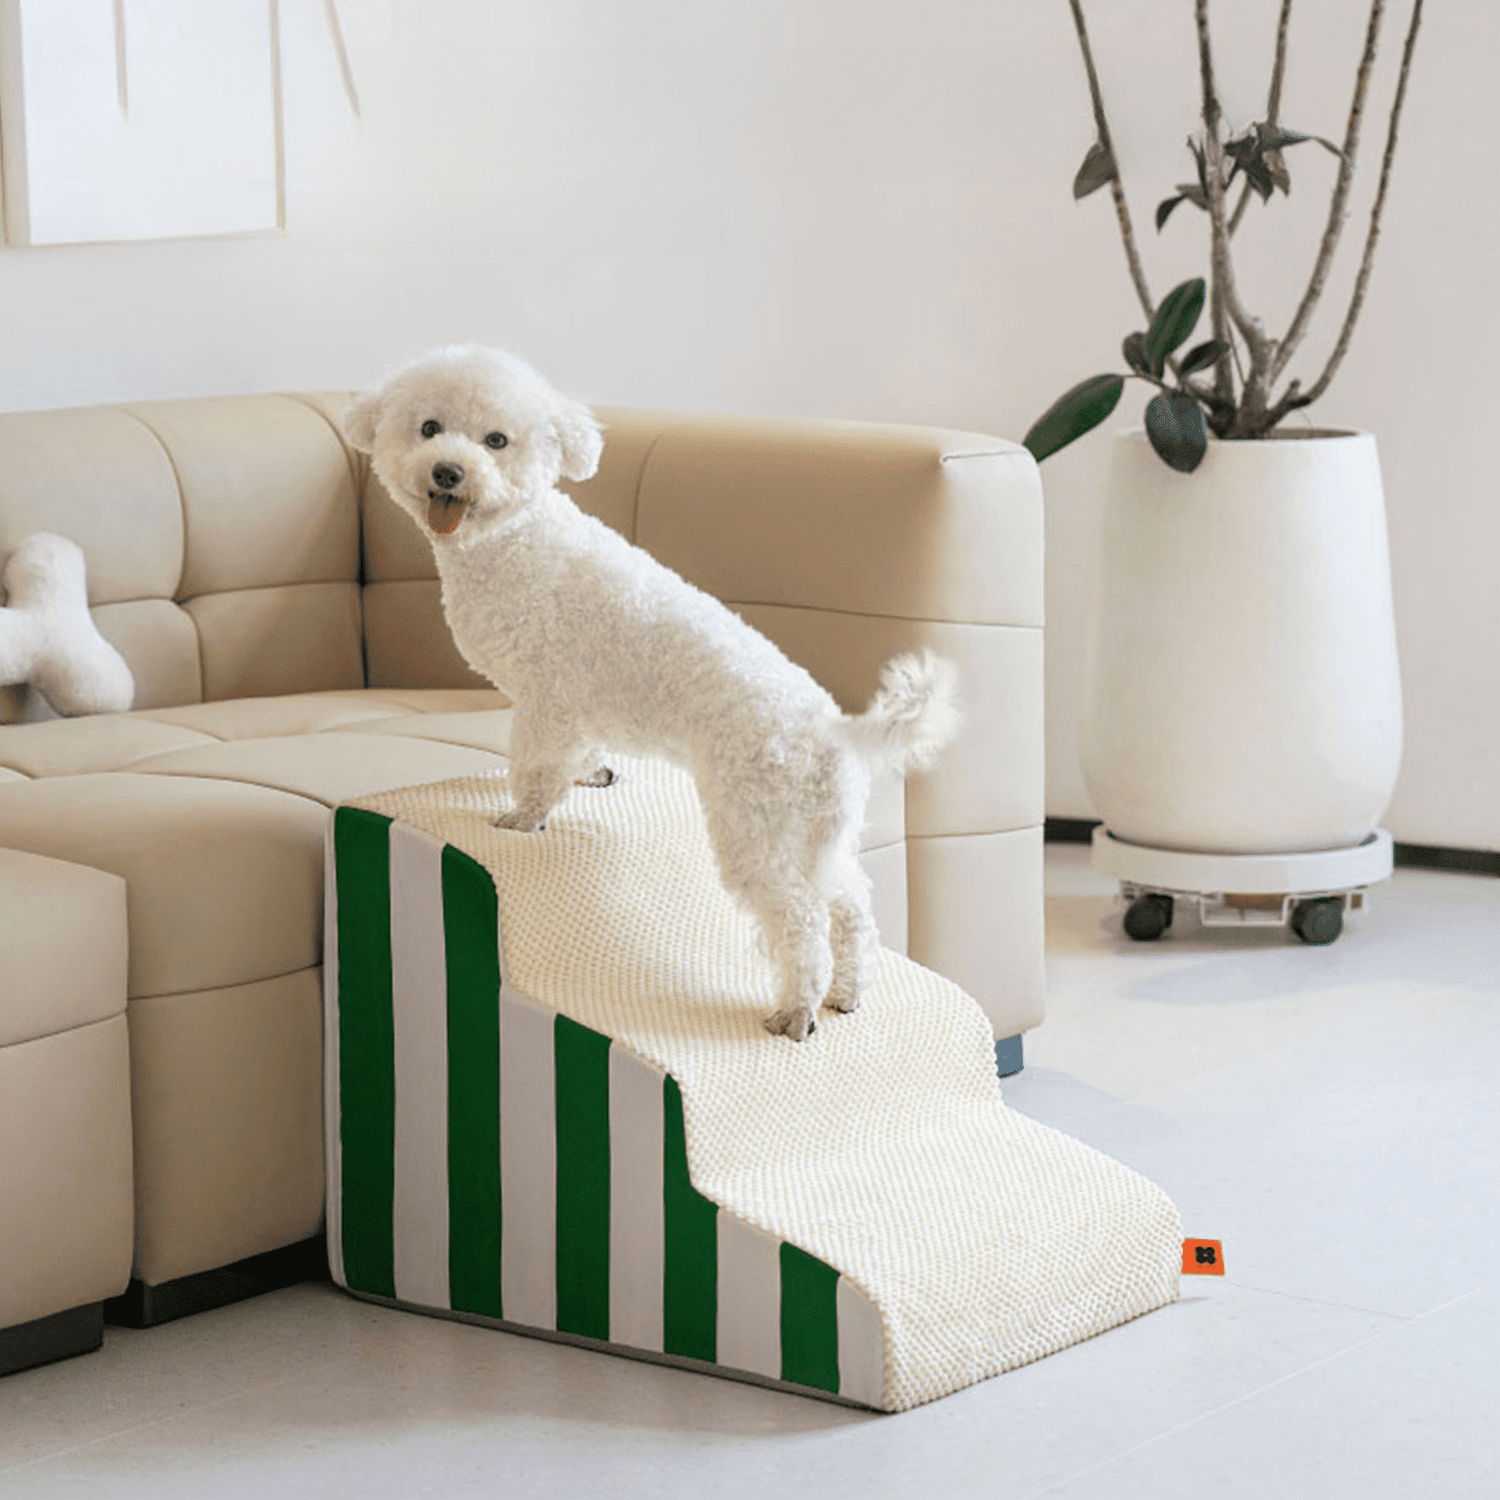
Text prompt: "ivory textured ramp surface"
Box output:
[[326, 758, 1181, 1411]]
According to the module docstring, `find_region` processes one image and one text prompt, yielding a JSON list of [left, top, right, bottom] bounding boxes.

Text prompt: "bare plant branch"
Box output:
[[1196, 0, 1274, 430], [1228, 321, 1249, 388], [1195, 2, 1294, 418], [1066, 0, 1156, 321], [1207, 276, 1238, 413], [1272, 0, 1386, 383], [1194, 0, 1221, 131], [1225, 3, 1290, 240], [1272, 0, 1425, 420], [1267, 0, 1293, 124], [1227, 177, 1254, 236], [1198, 3, 1239, 415]]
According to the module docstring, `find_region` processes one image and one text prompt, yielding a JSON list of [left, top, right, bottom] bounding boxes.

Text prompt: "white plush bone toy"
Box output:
[[0, 533, 134, 716]]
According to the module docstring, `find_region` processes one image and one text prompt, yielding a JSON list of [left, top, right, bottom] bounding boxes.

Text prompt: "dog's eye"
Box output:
[[484, 432, 509, 450], [420, 419, 442, 439]]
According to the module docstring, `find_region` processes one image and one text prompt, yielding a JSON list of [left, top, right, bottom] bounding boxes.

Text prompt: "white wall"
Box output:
[[0, 0, 1493, 850]]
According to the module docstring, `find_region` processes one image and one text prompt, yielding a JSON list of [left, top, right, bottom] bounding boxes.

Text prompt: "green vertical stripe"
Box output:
[[554, 1017, 612, 1340], [780, 1245, 841, 1393], [662, 1077, 717, 1362], [335, 807, 396, 1299], [443, 846, 503, 1319]]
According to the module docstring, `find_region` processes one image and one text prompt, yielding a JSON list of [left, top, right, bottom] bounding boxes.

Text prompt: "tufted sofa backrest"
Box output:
[[0, 395, 365, 721], [0, 392, 682, 721]]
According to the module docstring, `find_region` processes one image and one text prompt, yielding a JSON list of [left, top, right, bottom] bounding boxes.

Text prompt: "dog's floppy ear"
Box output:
[[342, 392, 382, 454], [550, 397, 603, 482]]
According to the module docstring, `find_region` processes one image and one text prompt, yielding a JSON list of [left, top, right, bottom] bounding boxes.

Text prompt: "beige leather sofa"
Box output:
[[0, 391, 1044, 1376]]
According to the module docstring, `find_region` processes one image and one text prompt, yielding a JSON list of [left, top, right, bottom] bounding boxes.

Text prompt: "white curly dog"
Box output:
[[345, 346, 960, 1041]]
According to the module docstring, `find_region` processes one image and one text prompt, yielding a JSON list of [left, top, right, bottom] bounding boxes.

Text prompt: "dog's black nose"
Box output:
[[431, 461, 465, 491]]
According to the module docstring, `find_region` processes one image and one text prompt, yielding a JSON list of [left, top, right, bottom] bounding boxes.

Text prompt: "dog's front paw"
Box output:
[[575, 765, 616, 789], [493, 808, 545, 832], [764, 1005, 817, 1042]]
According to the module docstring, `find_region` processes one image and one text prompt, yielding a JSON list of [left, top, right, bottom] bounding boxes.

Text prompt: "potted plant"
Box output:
[[1026, 0, 1424, 874]]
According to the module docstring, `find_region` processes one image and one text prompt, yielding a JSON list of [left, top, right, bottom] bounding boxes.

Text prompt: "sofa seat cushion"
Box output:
[[0, 690, 512, 779], [0, 692, 520, 997], [0, 773, 329, 998], [0, 847, 128, 1047], [322, 709, 518, 755], [314, 687, 508, 716], [0, 715, 218, 779], [132, 689, 506, 742], [133, 692, 421, 742], [126, 732, 514, 810]]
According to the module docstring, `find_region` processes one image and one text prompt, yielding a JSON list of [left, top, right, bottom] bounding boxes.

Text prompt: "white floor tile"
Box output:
[[0, 1287, 1404, 1500], [1038, 1282, 1500, 1500]]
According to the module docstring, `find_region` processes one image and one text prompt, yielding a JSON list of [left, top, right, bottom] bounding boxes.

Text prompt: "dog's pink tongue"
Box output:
[[427, 493, 467, 535]]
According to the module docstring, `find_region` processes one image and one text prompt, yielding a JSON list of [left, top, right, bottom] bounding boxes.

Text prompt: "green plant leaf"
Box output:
[[1144, 278, 1205, 371], [1245, 154, 1277, 200], [1144, 389, 1209, 472], [1231, 125, 1341, 200], [1178, 338, 1232, 376], [1073, 140, 1118, 200], [1156, 181, 1208, 231], [1225, 131, 1257, 166], [1257, 125, 1308, 151], [1122, 332, 1151, 374], [1225, 131, 1279, 200], [1257, 124, 1342, 157], [1265, 149, 1292, 195], [1023, 373, 1125, 462]]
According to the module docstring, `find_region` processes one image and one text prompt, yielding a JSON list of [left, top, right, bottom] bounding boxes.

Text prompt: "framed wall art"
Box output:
[[0, 0, 282, 246]]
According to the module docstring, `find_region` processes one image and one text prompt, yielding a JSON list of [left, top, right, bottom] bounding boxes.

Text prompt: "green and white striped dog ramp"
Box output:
[[325, 757, 1182, 1412]]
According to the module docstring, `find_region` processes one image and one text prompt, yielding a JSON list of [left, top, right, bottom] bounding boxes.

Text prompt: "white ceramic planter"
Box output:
[[1080, 429, 1403, 856]]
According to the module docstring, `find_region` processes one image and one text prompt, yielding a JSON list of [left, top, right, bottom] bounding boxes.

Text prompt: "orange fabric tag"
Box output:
[[1182, 1238, 1225, 1275]]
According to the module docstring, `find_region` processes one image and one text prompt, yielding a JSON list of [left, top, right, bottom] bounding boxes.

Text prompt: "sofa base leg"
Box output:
[[105, 1235, 330, 1329], [0, 1302, 104, 1378], [994, 1034, 1025, 1078]]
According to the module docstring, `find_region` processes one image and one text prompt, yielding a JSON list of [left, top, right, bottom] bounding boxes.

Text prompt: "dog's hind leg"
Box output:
[[825, 858, 878, 1015], [750, 875, 833, 1042], [572, 747, 616, 788]]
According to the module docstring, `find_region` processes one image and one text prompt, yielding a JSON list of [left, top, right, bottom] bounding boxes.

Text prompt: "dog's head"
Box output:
[[342, 346, 603, 545]]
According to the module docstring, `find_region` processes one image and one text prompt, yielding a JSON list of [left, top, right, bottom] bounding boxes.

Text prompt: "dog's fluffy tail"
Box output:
[[835, 650, 961, 775]]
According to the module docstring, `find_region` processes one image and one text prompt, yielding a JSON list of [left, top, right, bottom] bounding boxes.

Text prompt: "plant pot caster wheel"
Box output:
[[1291, 897, 1344, 946], [1123, 892, 1175, 941]]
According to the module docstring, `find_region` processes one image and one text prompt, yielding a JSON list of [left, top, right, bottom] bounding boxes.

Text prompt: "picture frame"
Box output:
[[0, 0, 283, 247]]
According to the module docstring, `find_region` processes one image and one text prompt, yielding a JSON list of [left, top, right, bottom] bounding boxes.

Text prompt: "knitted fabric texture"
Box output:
[[350, 757, 1182, 1411]]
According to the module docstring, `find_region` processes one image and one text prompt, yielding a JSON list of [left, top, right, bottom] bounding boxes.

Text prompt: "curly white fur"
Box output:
[[0, 533, 134, 716], [345, 346, 961, 1040]]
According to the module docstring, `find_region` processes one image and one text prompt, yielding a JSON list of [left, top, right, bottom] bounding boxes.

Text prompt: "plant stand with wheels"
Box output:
[[1091, 826, 1394, 946]]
